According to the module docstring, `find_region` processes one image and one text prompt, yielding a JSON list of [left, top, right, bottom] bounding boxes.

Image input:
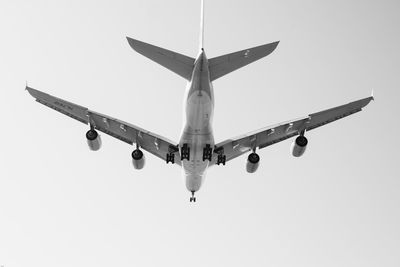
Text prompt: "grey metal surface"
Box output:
[[126, 37, 195, 80], [26, 32, 373, 195], [208, 41, 280, 81], [26, 86, 181, 166], [212, 96, 374, 165]]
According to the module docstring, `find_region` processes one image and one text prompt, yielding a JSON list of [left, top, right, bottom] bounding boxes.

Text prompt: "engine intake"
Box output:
[[246, 152, 260, 173], [86, 129, 102, 151], [132, 149, 145, 170], [291, 135, 308, 157]]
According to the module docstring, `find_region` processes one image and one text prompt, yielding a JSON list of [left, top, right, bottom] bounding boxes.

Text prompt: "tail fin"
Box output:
[[127, 37, 195, 80], [208, 41, 280, 81], [200, 0, 205, 50]]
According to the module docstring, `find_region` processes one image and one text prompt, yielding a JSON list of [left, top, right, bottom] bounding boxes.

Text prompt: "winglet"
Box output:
[[371, 89, 375, 101]]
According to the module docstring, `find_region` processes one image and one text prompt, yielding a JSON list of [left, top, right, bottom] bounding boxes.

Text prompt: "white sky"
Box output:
[[0, 0, 399, 266]]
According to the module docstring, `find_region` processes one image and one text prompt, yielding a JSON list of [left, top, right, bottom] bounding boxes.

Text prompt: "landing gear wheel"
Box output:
[[166, 153, 175, 164], [202, 144, 212, 161], [217, 154, 226, 165], [181, 143, 190, 161], [190, 191, 196, 202]]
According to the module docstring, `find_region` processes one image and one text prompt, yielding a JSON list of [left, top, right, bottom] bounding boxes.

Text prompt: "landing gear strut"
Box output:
[[181, 143, 190, 161], [202, 144, 212, 161], [190, 191, 196, 202]]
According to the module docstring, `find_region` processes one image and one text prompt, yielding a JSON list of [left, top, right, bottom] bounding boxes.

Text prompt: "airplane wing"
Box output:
[[26, 86, 181, 165], [211, 96, 374, 165]]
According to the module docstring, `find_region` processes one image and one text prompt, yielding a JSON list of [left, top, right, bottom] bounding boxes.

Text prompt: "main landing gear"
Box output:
[[203, 144, 212, 161], [214, 146, 226, 165], [181, 143, 190, 161], [166, 153, 175, 164], [190, 191, 196, 202], [217, 154, 226, 165], [166, 145, 179, 164]]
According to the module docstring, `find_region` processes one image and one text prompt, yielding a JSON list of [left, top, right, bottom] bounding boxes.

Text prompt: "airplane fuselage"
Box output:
[[179, 50, 214, 193]]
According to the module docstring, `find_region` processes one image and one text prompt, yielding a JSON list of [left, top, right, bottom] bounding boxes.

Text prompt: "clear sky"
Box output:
[[0, 0, 399, 266]]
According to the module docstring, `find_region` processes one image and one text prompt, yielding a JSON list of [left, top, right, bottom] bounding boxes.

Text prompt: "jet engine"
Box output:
[[86, 129, 102, 151], [132, 149, 145, 170], [291, 135, 308, 157], [246, 152, 260, 173]]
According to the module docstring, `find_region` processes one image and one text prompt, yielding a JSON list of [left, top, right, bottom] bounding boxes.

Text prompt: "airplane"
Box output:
[[26, 0, 373, 202]]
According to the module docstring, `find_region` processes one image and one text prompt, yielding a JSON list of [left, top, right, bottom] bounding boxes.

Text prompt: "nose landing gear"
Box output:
[[190, 191, 196, 202]]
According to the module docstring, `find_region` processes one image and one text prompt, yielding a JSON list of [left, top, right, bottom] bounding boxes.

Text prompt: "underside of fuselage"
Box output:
[[180, 51, 215, 194]]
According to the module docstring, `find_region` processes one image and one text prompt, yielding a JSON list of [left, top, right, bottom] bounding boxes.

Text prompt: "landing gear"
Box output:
[[181, 143, 190, 161], [217, 154, 226, 165], [202, 144, 212, 161], [166, 145, 179, 164], [189, 191, 196, 202], [166, 153, 175, 164], [214, 146, 226, 165]]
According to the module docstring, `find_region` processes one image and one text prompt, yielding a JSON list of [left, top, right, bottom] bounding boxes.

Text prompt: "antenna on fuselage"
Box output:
[[199, 0, 205, 51]]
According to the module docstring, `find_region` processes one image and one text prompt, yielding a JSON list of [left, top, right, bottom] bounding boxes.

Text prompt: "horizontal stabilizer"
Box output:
[[127, 37, 195, 80], [208, 41, 279, 81]]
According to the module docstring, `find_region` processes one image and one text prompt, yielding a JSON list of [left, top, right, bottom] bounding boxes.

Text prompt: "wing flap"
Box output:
[[88, 111, 136, 144], [89, 110, 181, 165]]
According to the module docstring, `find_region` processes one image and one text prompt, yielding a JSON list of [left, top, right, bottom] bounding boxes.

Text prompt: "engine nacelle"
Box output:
[[86, 129, 102, 151], [291, 135, 308, 157], [246, 152, 260, 173], [131, 149, 145, 170]]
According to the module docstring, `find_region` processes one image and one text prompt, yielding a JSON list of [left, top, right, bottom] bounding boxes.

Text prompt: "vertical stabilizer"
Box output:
[[200, 0, 204, 51]]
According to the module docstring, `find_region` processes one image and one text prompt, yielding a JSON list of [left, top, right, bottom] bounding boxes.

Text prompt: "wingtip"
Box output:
[[25, 86, 33, 96], [272, 40, 280, 51], [126, 36, 137, 49], [25, 84, 40, 99], [126, 36, 132, 44], [371, 89, 375, 101], [126, 36, 137, 43]]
